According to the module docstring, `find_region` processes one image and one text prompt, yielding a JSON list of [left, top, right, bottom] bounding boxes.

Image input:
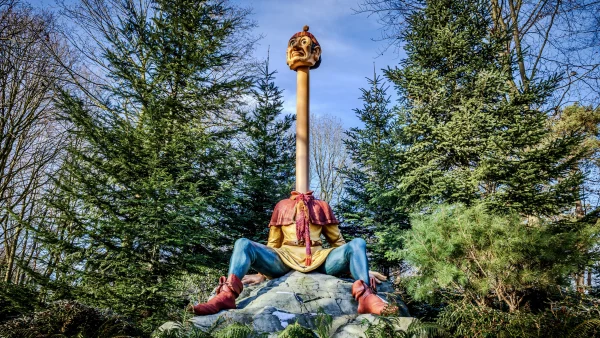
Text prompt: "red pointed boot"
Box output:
[[188, 274, 243, 315], [351, 279, 397, 315]]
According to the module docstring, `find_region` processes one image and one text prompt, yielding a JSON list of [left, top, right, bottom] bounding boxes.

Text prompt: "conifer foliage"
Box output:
[[48, 0, 252, 327], [400, 203, 596, 311], [381, 0, 599, 324], [339, 72, 408, 270], [385, 0, 586, 216], [233, 61, 295, 241]]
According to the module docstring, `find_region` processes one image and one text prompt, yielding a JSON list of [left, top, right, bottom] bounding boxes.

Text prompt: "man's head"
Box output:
[[286, 25, 322, 71]]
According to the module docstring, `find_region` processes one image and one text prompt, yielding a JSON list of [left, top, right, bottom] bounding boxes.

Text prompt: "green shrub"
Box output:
[[0, 300, 140, 337], [437, 303, 522, 338], [391, 280, 446, 322], [168, 269, 225, 316], [569, 319, 600, 338], [0, 282, 42, 322], [398, 204, 595, 312], [437, 295, 600, 338], [151, 317, 212, 338], [277, 322, 318, 338], [363, 317, 447, 338], [213, 323, 254, 338], [314, 307, 333, 338], [152, 316, 256, 338]]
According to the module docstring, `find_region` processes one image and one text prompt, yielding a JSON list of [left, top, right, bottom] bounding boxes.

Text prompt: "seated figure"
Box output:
[[189, 191, 394, 316]]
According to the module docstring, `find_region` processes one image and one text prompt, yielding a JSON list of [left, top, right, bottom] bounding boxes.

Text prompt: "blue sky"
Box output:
[[30, 0, 405, 129], [243, 0, 404, 129]]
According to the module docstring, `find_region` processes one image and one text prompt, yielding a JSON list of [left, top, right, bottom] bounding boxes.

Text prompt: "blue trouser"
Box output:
[[227, 238, 372, 286]]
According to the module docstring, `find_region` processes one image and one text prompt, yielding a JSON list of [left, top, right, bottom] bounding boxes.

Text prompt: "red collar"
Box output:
[[290, 190, 314, 200]]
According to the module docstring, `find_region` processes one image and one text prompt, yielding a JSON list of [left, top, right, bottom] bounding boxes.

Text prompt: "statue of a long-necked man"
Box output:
[[189, 27, 396, 317]]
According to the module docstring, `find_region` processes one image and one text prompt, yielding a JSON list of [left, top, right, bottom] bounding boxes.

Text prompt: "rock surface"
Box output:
[[188, 271, 413, 337]]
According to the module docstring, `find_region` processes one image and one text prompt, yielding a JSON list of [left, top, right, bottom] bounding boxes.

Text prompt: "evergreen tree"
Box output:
[[47, 0, 252, 328], [399, 203, 597, 312], [232, 61, 295, 242], [382, 0, 599, 323], [384, 0, 586, 216], [338, 72, 408, 271]]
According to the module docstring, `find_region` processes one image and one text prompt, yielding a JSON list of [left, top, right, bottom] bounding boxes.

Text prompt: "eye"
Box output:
[[302, 38, 309, 45], [289, 39, 295, 46]]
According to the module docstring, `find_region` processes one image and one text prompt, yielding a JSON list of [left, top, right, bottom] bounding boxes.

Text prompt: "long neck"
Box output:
[[295, 66, 310, 193]]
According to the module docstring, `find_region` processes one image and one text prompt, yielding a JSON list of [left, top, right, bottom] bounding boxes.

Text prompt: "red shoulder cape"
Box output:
[[269, 191, 339, 227]]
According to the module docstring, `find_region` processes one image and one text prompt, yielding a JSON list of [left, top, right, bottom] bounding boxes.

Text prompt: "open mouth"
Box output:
[[291, 51, 304, 57]]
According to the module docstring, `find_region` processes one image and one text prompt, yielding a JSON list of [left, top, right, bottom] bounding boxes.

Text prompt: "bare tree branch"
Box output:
[[0, 0, 72, 284], [310, 114, 351, 206]]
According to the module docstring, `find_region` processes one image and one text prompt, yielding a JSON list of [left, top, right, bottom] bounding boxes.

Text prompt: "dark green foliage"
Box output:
[[0, 300, 140, 337], [212, 323, 254, 338], [385, 0, 585, 216], [570, 319, 600, 338], [388, 283, 445, 322], [152, 320, 318, 338], [363, 317, 447, 338], [150, 312, 213, 338], [377, 0, 599, 330], [276, 322, 318, 338], [230, 61, 295, 241], [154, 325, 213, 338], [44, 0, 252, 330], [338, 72, 408, 271], [437, 295, 600, 338], [364, 318, 398, 338], [314, 307, 333, 338], [0, 281, 42, 322], [166, 267, 225, 314], [438, 303, 536, 338]]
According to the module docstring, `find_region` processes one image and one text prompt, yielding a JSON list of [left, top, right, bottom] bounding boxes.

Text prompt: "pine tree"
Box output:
[[338, 72, 409, 271], [232, 60, 295, 242], [400, 203, 597, 312], [385, 0, 586, 216], [381, 0, 598, 318], [47, 0, 252, 328]]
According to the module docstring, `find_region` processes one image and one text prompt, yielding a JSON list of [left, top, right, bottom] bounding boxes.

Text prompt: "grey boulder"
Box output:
[[187, 271, 412, 337]]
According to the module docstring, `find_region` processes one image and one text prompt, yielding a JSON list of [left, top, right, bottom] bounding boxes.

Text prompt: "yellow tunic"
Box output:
[[267, 222, 346, 272]]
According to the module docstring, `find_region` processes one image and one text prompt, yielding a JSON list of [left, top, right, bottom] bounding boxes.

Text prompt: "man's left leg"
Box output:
[[318, 238, 370, 283], [318, 238, 394, 315]]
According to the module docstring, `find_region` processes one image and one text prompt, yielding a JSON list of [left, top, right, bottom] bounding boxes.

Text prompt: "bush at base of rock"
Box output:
[[363, 318, 447, 338], [277, 322, 318, 337], [437, 297, 600, 338], [0, 300, 141, 337], [213, 323, 254, 338]]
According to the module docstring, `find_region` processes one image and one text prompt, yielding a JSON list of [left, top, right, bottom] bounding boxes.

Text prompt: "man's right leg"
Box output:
[[191, 238, 290, 315], [228, 238, 291, 279]]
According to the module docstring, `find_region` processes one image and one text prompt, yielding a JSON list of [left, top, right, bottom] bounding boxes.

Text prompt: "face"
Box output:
[[286, 35, 321, 70]]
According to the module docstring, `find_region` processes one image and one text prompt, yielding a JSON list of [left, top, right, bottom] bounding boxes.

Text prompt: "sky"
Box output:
[[30, 0, 406, 129], [242, 0, 404, 129]]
